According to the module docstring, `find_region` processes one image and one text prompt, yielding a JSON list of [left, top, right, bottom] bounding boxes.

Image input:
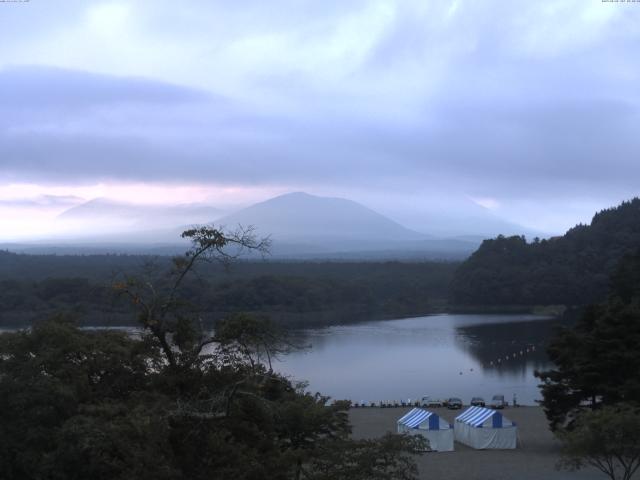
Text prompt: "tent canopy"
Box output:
[[455, 406, 514, 428], [454, 406, 517, 449], [398, 408, 448, 430], [397, 408, 454, 452]]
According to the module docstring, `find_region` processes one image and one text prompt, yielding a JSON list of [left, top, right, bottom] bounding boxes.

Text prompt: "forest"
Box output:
[[451, 198, 640, 307], [0, 251, 457, 328]]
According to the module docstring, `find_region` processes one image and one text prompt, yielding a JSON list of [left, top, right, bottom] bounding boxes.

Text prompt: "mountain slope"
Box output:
[[58, 198, 222, 232], [397, 196, 547, 239], [218, 192, 428, 251], [451, 198, 640, 306]]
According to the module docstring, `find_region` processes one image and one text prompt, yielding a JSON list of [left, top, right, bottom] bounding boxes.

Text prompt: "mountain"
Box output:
[[451, 198, 640, 306], [217, 192, 430, 253], [5, 192, 484, 259], [25, 192, 531, 259], [391, 196, 547, 239], [419, 208, 543, 238], [46, 192, 482, 259], [57, 198, 223, 237]]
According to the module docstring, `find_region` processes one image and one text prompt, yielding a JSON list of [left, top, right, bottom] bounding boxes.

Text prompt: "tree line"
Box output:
[[451, 198, 640, 307], [0, 255, 456, 328]]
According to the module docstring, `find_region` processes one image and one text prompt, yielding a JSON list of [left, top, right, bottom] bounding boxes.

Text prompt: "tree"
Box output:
[[451, 198, 640, 307], [0, 316, 424, 480], [305, 434, 426, 480], [558, 405, 640, 480], [214, 312, 301, 371], [0, 226, 425, 479], [536, 250, 640, 430], [0, 317, 171, 480], [113, 225, 270, 371]]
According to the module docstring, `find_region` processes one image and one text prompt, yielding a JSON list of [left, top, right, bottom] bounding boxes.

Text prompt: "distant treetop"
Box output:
[[451, 197, 640, 306]]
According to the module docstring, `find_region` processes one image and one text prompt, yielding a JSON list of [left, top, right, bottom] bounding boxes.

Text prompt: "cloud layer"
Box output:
[[0, 0, 639, 234]]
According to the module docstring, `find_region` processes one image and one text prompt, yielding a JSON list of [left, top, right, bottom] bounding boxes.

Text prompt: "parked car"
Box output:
[[489, 394, 507, 409], [470, 396, 485, 407], [446, 397, 463, 409], [421, 396, 444, 408]]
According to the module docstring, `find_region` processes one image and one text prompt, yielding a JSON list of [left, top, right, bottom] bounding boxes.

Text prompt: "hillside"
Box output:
[[451, 198, 640, 306], [8, 192, 519, 259], [218, 192, 427, 248], [393, 196, 546, 239], [216, 192, 485, 258], [58, 198, 222, 231]]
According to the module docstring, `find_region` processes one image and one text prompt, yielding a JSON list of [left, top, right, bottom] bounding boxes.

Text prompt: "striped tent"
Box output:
[[454, 406, 517, 449], [397, 408, 454, 452]]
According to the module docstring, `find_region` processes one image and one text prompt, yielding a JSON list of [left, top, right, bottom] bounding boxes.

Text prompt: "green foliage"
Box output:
[[0, 318, 166, 480], [215, 313, 297, 370], [451, 198, 640, 306], [49, 403, 179, 480], [0, 316, 422, 480], [558, 405, 640, 480], [304, 434, 426, 480], [536, 250, 640, 430], [0, 259, 456, 329], [0, 227, 423, 479]]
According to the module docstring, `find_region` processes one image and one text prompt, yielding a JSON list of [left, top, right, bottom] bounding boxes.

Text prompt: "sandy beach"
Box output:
[[349, 406, 610, 480]]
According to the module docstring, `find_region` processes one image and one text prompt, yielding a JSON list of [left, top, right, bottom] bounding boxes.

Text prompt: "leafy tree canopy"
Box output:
[[0, 226, 425, 480], [536, 249, 640, 430], [451, 198, 640, 306], [558, 404, 640, 480]]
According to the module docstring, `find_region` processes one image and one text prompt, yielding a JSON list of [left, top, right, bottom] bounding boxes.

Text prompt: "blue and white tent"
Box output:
[[454, 406, 517, 449], [397, 408, 454, 452]]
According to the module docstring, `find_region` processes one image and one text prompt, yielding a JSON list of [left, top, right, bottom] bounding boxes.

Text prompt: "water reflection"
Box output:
[[1, 315, 566, 406], [274, 314, 568, 405], [454, 317, 565, 377]]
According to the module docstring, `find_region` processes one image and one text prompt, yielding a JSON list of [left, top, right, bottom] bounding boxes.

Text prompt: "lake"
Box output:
[[274, 314, 566, 406], [0, 313, 564, 406]]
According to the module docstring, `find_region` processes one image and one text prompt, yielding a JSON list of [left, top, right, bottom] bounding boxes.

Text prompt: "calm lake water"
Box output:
[[1, 313, 564, 406], [274, 314, 566, 406]]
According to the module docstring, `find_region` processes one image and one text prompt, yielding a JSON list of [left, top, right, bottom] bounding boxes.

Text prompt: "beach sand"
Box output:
[[349, 406, 609, 480]]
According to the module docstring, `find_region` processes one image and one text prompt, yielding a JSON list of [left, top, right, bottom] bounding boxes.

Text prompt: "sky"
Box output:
[[1, 0, 639, 240]]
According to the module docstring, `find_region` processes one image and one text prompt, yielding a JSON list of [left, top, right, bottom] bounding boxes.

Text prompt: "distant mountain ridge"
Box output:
[[451, 198, 640, 306], [218, 192, 431, 253], [393, 197, 546, 239], [58, 198, 222, 232], [13, 191, 539, 259]]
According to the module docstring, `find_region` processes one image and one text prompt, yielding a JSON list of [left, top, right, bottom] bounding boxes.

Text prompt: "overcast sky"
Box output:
[[1, 0, 639, 240]]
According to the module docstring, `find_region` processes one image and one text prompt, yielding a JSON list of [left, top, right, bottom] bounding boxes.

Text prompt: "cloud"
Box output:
[[0, 194, 84, 208], [0, 1, 639, 233], [1, 64, 638, 199], [0, 65, 211, 109]]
